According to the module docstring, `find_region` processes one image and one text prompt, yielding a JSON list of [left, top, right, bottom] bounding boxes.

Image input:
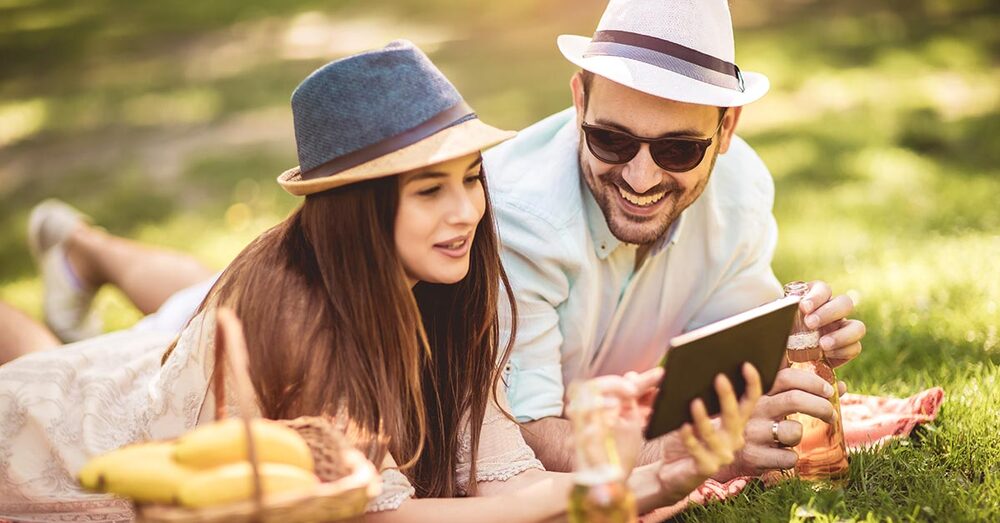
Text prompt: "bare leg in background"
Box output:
[[65, 225, 214, 315], [0, 301, 60, 365]]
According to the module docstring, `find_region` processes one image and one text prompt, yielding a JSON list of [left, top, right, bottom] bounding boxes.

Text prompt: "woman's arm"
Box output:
[[365, 465, 670, 523], [364, 469, 572, 523], [365, 365, 762, 522]]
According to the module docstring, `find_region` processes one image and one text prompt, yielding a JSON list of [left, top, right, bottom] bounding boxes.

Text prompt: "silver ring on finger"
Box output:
[[771, 420, 782, 446]]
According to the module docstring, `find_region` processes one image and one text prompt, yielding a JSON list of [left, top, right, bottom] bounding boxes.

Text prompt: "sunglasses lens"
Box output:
[[585, 127, 640, 164], [651, 140, 707, 172]]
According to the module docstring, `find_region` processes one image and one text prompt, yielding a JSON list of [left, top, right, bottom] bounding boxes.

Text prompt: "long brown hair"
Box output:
[[180, 170, 515, 498]]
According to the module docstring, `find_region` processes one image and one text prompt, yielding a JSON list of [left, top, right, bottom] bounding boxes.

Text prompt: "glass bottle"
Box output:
[[783, 281, 849, 487], [567, 381, 637, 523]]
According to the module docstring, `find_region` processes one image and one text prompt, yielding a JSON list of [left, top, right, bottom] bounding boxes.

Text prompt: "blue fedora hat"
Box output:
[[278, 40, 515, 196]]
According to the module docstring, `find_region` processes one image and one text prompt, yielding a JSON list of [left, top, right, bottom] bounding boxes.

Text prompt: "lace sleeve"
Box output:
[[454, 382, 545, 495], [365, 453, 416, 513]]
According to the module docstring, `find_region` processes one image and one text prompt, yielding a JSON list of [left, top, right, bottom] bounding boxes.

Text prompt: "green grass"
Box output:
[[1, 0, 998, 520]]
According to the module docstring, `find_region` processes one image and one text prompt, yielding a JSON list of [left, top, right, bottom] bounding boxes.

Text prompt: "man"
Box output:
[[484, 0, 865, 480]]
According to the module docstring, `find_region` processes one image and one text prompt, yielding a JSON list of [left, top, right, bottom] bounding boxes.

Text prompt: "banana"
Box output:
[[173, 418, 314, 472], [77, 442, 194, 504], [177, 462, 319, 508]]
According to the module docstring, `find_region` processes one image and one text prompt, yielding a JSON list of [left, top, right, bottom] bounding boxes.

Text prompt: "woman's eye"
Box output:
[[417, 185, 441, 196], [464, 172, 483, 184]]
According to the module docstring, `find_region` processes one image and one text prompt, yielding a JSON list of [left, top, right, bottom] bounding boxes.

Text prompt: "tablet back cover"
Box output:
[[644, 296, 799, 440]]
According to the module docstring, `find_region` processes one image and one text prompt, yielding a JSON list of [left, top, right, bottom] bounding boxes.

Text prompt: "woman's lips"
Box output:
[[434, 234, 472, 258]]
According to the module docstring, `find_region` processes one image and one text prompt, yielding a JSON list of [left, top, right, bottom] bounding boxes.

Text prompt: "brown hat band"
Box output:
[[585, 30, 744, 92]]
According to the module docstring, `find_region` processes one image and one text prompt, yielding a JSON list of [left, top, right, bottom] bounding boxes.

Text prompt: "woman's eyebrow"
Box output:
[[466, 156, 484, 170], [405, 157, 484, 184], [404, 172, 449, 184]]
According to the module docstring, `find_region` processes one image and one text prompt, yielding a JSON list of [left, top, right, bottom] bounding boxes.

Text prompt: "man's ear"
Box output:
[[716, 106, 743, 155], [570, 71, 587, 125]]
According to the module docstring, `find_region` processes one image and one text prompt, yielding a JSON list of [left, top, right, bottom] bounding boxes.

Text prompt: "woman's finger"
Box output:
[[740, 363, 763, 421], [681, 423, 719, 476], [587, 375, 638, 401], [691, 398, 731, 463], [626, 367, 664, 393], [636, 387, 659, 411], [715, 372, 741, 437]]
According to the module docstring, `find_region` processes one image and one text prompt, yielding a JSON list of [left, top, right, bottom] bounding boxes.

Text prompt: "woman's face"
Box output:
[[395, 152, 486, 286]]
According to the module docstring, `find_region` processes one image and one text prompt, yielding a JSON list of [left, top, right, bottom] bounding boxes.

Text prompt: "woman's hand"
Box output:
[[576, 367, 664, 473], [654, 363, 762, 503]]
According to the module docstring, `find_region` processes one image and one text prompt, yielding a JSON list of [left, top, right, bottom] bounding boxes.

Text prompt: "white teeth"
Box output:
[[440, 239, 466, 250], [618, 186, 666, 207]]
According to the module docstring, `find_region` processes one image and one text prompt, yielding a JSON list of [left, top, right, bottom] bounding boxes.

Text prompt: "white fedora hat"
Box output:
[[558, 0, 768, 107]]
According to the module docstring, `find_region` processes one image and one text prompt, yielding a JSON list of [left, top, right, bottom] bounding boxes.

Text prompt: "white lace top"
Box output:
[[0, 310, 542, 521]]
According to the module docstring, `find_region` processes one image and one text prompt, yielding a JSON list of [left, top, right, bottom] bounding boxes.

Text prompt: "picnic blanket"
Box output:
[[641, 387, 946, 522]]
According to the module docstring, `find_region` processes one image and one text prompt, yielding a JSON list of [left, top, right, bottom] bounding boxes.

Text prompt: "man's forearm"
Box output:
[[519, 417, 575, 472], [521, 416, 666, 473], [635, 437, 665, 467]]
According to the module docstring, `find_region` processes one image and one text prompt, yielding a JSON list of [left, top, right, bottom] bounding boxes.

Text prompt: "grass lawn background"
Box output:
[[1, 0, 997, 520]]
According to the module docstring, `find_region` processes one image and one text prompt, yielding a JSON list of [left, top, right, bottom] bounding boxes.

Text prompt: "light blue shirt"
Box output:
[[484, 108, 783, 422]]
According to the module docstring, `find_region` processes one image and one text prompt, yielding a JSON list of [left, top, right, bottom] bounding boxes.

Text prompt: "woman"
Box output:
[[0, 41, 759, 521]]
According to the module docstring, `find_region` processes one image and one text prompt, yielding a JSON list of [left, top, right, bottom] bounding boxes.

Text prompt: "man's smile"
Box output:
[[612, 183, 674, 218], [617, 185, 668, 207]]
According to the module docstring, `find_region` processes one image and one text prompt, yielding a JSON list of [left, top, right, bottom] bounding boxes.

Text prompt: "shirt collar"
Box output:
[[581, 173, 688, 260]]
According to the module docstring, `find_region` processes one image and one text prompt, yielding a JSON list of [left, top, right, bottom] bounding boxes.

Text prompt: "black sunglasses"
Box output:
[[581, 115, 726, 173]]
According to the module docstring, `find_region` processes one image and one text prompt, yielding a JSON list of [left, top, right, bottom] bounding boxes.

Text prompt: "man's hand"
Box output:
[[654, 363, 761, 502], [711, 367, 840, 480], [799, 280, 866, 368]]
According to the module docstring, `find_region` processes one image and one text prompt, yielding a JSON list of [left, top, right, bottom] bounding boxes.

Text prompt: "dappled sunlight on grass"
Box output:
[[846, 146, 937, 195], [281, 11, 453, 60], [122, 88, 221, 127], [0, 98, 47, 146], [831, 236, 1000, 371], [0, 277, 43, 320], [94, 287, 145, 333], [0, 1, 94, 33]]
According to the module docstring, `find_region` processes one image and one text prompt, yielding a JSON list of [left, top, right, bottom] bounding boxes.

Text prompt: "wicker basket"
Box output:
[[136, 308, 380, 523]]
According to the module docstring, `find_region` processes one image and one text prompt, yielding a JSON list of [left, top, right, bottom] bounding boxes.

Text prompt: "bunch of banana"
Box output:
[[78, 419, 319, 508]]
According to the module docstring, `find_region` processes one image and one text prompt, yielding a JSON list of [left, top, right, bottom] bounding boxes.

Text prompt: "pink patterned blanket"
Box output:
[[641, 387, 946, 522]]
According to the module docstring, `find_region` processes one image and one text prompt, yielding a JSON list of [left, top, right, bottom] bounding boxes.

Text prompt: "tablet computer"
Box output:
[[643, 295, 800, 440]]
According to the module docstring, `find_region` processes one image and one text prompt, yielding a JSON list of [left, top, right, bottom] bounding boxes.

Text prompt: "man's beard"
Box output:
[[579, 145, 718, 245]]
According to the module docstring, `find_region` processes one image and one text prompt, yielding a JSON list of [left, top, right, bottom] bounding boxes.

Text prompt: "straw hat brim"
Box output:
[[278, 118, 516, 196], [557, 34, 769, 108]]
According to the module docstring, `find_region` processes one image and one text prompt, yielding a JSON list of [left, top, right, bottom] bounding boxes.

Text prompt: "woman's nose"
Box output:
[[446, 189, 480, 225]]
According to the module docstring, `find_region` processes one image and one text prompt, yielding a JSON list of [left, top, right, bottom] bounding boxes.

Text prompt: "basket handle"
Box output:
[[212, 307, 265, 513]]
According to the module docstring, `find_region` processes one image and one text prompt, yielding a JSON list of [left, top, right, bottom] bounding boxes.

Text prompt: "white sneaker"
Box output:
[[27, 199, 103, 342]]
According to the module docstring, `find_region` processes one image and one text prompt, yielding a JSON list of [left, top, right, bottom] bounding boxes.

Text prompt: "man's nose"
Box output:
[[621, 144, 662, 194]]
